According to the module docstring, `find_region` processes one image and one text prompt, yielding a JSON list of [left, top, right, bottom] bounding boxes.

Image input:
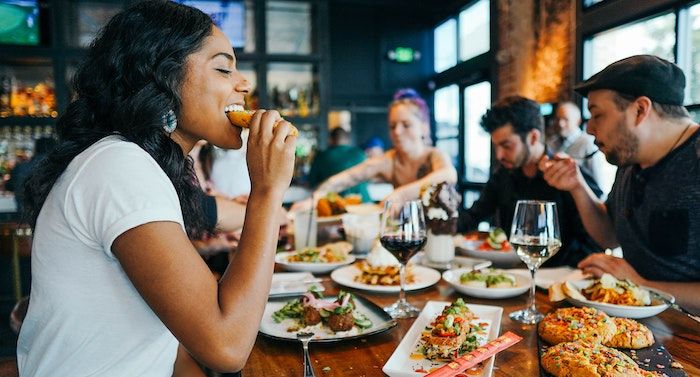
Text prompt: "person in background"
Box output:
[[540, 55, 700, 314], [6, 137, 57, 216], [17, 2, 296, 376], [294, 88, 456, 208], [308, 127, 370, 202], [190, 140, 287, 280], [190, 140, 287, 234], [362, 136, 385, 159], [458, 96, 602, 267], [547, 101, 615, 196]]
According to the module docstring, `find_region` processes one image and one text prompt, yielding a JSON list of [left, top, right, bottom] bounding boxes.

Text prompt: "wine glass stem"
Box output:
[[399, 263, 407, 304], [528, 267, 537, 313]]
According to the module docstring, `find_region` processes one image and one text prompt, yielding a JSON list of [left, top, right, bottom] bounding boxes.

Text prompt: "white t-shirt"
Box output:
[[17, 136, 184, 376]]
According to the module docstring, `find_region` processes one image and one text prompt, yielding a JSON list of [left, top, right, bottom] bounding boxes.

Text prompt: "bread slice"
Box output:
[[563, 281, 588, 301], [548, 282, 567, 302]]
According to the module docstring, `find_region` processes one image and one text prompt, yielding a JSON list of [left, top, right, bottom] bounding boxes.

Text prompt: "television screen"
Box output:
[[0, 0, 40, 46], [175, 1, 245, 48]]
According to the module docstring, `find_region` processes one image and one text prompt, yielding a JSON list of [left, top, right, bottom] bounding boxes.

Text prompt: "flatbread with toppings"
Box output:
[[538, 307, 616, 345], [541, 340, 658, 377], [604, 317, 655, 349]]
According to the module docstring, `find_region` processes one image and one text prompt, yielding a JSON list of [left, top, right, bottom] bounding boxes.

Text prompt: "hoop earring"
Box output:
[[162, 109, 177, 133]]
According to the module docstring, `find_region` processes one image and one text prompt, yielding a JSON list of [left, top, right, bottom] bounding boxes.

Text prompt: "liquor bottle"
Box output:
[[0, 74, 12, 117]]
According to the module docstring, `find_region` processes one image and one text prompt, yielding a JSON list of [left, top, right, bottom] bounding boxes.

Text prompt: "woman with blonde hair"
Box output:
[[297, 89, 456, 206]]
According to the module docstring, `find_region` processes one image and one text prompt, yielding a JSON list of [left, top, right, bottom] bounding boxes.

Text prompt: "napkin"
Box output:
[[269, 272, 324, 298], [506, 267, 587, 289]]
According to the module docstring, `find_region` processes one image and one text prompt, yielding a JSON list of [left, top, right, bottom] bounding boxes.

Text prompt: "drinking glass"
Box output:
[[380, 200, 427, 319], [509, 200, 561, 324]]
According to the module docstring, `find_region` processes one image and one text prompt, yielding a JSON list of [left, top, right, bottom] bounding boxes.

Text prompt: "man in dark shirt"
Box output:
[[540, 55, 700, 314], [459, 96, 601, 267]]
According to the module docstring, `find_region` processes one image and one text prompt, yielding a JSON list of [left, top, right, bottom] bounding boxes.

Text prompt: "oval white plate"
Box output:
[[453, 235, 522, 267], [443, 268, 530, 299], [330, 264, 441, 292], [288, 212, 344, 224], [275, 252, 355, 273], [344, 203, 382, 215], [316, 214, 344, 223], [564, 280, 673, 319]]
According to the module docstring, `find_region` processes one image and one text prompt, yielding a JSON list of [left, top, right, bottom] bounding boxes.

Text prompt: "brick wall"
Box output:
[[496, 0, 575, 103]]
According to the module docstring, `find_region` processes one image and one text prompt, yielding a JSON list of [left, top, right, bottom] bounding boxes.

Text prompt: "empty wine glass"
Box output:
[[509, 200, 561, 324], [380, 200, 426, 319]]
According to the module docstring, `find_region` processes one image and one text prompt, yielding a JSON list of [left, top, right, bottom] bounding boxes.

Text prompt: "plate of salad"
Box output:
[[443, 268, 530, 299], [454, 228, 522, 267]]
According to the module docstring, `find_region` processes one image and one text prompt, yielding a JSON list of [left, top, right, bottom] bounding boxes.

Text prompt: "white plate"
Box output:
[[330, 264, 441, 292], [505, 267, 588, 289], [344, 203, 383, 215], [383, 301, 503, 377], [259, 294, 396, 342], [564, 280, 673, 319], [454, 236, 523, 267], [287, 212, 344, 224], [415, 252, 492, 271], [442, 268, 530, 299], [269, 272, 325, 298], [275, 252, 355, 273]]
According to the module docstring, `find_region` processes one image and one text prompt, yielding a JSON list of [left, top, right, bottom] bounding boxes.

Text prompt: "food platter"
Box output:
[[259, 293, 396, 342], [382, 301, 502, 377], [330, 264, 441, 293]]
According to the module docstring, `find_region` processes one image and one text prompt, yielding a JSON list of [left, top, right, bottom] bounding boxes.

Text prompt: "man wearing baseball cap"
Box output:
[[540, 55, 700, 314]]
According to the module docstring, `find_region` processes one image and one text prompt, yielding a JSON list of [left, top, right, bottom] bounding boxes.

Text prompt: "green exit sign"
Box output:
[[388, 47, 421, 63]]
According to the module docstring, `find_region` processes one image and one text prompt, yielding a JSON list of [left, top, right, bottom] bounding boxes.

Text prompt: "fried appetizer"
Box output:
[[302, 305, 322, 326], [317, 192, 349, 217], [224, 107, 298, 136], [538, 307, 617, 345], [541, 340, 658, 377], [326, 292, 355, 332]]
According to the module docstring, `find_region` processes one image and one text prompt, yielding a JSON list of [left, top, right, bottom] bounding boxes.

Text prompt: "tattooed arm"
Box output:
[[385, 148, 457, 203], [314, 154, 390, 197]]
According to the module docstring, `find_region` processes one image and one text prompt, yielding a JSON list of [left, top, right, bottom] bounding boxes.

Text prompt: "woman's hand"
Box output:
[[245, 110, 296, 198], [384, 187, 409, 204]]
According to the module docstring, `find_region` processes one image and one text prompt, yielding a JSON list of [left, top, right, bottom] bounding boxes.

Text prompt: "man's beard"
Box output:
[[604, 116, 638, 166], [511, 145, 530, 170]]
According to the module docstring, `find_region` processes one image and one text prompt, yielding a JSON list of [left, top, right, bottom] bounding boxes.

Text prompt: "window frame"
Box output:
[[577, 0, 700, 111], [430, 0, 495, 196]]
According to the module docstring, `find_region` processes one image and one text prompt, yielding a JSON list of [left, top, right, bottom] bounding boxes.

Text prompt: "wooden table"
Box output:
[[243, 275, 700, 376]]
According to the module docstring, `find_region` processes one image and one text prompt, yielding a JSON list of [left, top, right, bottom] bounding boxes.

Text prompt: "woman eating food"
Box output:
[[16, 1, 295, 375]]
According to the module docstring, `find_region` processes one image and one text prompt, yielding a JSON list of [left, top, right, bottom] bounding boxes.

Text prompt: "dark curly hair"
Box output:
[[480, 96, 544, 142], [22, 0, 214, 238]]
